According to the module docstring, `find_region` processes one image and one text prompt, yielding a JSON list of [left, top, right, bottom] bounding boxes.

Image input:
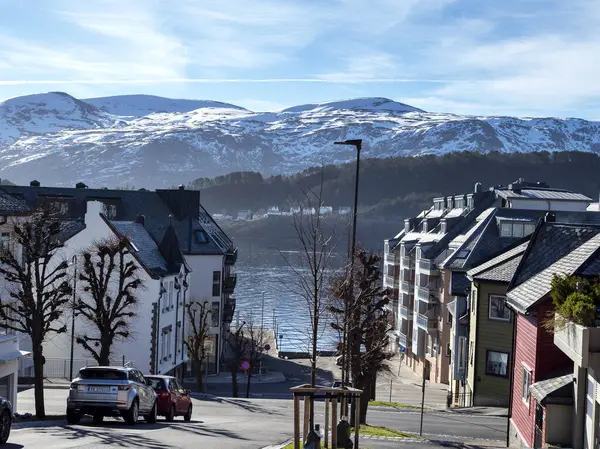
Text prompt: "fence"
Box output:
[[19, 356, 135, 379]]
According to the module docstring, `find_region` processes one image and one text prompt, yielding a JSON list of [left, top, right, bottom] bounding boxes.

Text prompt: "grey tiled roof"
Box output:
[[507, 227, 600, 313], [530, 374, 574, 404], [467, 241, 529, 284], [497, 189, 591, 202], [56, 221, 86, 243], [0, 193, 31, 215], [110, 221, 176, 277]]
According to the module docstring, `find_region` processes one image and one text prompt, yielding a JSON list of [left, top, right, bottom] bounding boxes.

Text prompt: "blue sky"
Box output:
[[1, 0, 599, 118]]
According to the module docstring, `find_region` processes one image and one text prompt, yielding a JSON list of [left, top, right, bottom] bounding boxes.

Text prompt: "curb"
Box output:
[[19, 384, 71, 390], [13, 419, 65, 430], [260, 440, 292, 449]]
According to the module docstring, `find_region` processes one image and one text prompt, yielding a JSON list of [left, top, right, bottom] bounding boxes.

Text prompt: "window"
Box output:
[[471, 290, 477, 315], [446, 343, 451, 357], [102, 203, 117, 219], [467, 197, 474, 209], [486, 351, 509, 377], [161, 326, 172, 360], [0, 233, 9, 251], [458, 337, 467, 369], [441, 221, 447, 233], [211, 301, 220, 327], [426, 335, 432, 354], [513, 223, 524, 237], [433, 336, 438, 356], [168, 280, 174, 309], [524, 224, 536, 236], [212, 271, 221, 296], [195, 230, 209, 244], [166, 332, 172, 358], [489, 295, 510, 321], [500, 221, 536, 238], [500, 222, 512, 237], [447, 311, 453, 324], [522, 367, 532, 405]]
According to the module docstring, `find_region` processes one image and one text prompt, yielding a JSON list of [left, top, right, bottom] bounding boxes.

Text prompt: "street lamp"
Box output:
[[334, 139, 362, 411], [260, 291, 265, 334], [69, 255, 77, 381]]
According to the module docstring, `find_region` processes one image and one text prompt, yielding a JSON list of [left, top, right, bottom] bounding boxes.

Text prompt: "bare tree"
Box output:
[[280, 171, 340, 430], [75, 237, 143, 365], [183, 299, 210, 392], [243, 317, 266, 398], [330, 249, 392, 424], [226, 323, 247, 397], [0, 209, 72, 417]]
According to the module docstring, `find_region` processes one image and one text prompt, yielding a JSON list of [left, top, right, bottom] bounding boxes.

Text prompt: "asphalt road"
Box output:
[[14, 389, 506, 448]]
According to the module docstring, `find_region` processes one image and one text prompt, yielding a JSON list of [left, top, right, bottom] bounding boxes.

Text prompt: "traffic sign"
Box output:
[[241, 360, 250, 371], [265, 344, 271, 352], [400, 346, 406, 353]]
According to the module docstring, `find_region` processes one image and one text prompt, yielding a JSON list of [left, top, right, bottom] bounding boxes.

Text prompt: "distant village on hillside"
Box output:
[[213, 205, 352, 221]]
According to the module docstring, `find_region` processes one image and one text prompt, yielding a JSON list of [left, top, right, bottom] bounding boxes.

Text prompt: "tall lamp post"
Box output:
[[69, 255, 77, 381], [334, 139, 362, 410]]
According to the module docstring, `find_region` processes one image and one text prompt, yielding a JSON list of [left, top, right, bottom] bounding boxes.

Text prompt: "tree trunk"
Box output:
[[231, 369, 238, 397], [31, 339, 45, 418], [196, 359, 204, 392], [98, 333, 112, 366], [245, 371, 252, 398]]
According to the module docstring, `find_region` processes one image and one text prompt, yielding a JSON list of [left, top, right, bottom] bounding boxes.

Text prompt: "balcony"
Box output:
[[384, 253, 398, 265], [553, 314, 600, 370], [401, 256, 411, 268], [223, 296, 237, 323], [225, 247, 238, 266], [399, 305, 409, 319], [416, 313, 438, 331], [419, 259, 439, 276], [384, 274, 399, 289], [223, 273, 237, 294], [400, 281, 414, 295], [401, 293, 410, 307]]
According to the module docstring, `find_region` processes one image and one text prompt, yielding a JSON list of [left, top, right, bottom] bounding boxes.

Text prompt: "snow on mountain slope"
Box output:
[[83, 94, 247, 117], [281, 97, 424, 114], [1, 93, 600, 188], [0, 92, 116, 145]]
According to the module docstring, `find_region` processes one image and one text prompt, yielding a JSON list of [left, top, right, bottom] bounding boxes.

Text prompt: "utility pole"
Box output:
[[419, 362, 429, 436]]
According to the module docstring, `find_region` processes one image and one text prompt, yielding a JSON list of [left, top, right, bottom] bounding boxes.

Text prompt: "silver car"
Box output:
[[66, 366, 157, 425]]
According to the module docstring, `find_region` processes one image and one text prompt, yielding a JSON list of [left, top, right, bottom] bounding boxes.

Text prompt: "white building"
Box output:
[[338, 207, 351, 215], [319, 206, 333, 215], [237, 210, 252, 220], [0, 183, 237, 380], [267, 206, 281, 216]]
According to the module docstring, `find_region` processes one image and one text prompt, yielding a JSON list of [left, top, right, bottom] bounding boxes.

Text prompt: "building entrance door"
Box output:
[[534, 402, 544, 448]]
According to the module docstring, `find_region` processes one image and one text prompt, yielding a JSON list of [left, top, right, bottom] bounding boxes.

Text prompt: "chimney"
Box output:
[[75, 182, 88, 189], [85, 200, 104, 224], [30, 180, 40, 187], [178, 185, 185, 190], [545, 212, 556, 223], [474, 182, 482, 193], [135, 214, 145, 226]]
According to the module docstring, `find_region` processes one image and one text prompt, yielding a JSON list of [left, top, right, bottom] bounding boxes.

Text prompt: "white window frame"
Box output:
[[168, 280, 174, 309], [500, 222, 512, 237], [513, 223, 524, 238], [489, 295, 510, 322], [167, 330, 172, 358], [522, 366, 532, 406], [524, 223, 536, 236], [458, 337, 467, 370]]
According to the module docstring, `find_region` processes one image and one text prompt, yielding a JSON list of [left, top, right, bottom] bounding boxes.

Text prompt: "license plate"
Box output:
[[88, 386, 109, 393]]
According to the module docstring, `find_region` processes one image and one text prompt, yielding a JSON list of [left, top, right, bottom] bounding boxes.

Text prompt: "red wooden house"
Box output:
[[506, 216, 600, 448]]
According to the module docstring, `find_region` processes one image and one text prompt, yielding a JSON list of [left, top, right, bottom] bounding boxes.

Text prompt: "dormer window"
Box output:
[[441, 221, 447, 233], [422, 220, 428, 233], [500, 220, 536, 238], [195, 229, 209, 244], [102, 203, 117, 219], [467, 197, 474, 209], [404, 220, 410, 233]]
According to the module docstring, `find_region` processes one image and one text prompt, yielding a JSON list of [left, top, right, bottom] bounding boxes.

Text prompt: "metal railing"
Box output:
[[400, 281, 414, 294], [399, 305, 409, 319], [401, 256, 411, 268], [384, 274, 399, 289], [384, 253, 397, 264]]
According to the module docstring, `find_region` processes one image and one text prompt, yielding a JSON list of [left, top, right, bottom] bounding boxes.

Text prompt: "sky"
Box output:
[[1, 0, 599, 118]]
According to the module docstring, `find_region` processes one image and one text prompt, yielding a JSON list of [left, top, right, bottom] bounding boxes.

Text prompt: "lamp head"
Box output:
[[334, 139, 362, 147]]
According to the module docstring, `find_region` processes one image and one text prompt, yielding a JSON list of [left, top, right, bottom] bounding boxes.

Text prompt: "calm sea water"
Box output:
[[233, 240, 345, 352]]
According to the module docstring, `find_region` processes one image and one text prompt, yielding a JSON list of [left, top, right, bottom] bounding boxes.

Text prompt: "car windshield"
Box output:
[[146, 378, 166, 390], [79, 369, 127, 380]]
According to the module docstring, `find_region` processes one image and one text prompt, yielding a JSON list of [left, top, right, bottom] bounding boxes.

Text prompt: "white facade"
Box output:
[[34, 201, 187, 376]]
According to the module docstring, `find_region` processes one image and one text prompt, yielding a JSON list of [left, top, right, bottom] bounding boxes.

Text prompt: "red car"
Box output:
[[145, 375, 193, 422]]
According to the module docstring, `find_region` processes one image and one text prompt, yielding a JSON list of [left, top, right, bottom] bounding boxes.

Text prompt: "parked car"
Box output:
[[0, 396, 12, 444], [145, 375, 192, 422], [66, 366, 157, 425]]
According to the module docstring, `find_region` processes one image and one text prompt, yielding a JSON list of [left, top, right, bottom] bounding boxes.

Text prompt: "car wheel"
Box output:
[[66, 409, 81, 425], [165, 404, 175, 422], [123, 399, 139, 425], [184, 404, 192, 422], [144, 401, 157, 424], [92, 414, 104, 424], [0, 410, 11, 444]]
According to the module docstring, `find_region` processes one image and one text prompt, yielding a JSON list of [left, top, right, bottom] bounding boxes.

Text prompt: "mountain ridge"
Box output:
[[1, 91, 599, 188]]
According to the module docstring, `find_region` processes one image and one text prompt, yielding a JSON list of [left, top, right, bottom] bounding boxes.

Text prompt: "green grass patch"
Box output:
[[353, 424, 416, 438], [369, 400, 427, 410]]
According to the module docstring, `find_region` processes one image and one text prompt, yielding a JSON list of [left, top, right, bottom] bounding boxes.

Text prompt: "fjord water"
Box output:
[[233, 240, 345, 352]]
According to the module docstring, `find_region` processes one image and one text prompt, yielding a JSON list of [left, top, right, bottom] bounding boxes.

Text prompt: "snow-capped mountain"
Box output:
[[84, 94, 247, 117], [0, 92, 599, 188]]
